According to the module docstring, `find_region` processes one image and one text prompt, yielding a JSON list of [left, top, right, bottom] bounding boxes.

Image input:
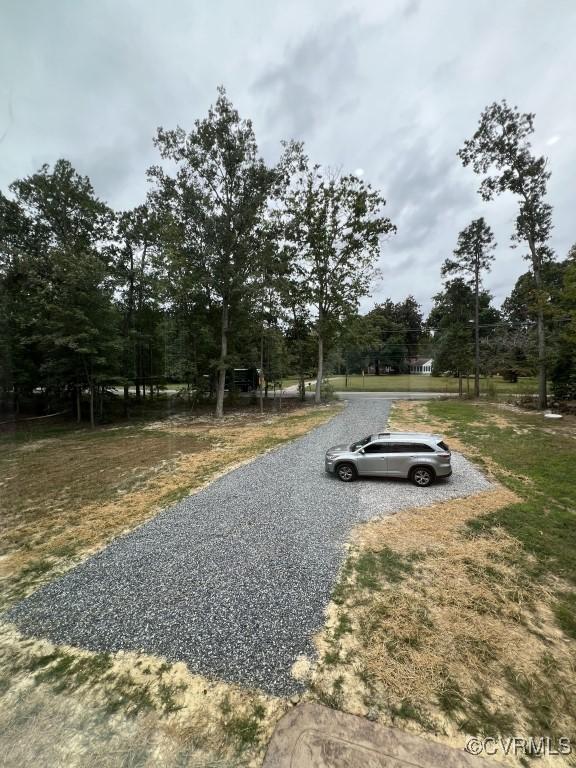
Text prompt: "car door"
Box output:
[[356, 442, 388, 476], [387, 442, 435, 477], [385, 443, 412, 476]]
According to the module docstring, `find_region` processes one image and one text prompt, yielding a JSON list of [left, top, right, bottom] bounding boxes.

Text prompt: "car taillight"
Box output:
[[438, 452, 450, 458]]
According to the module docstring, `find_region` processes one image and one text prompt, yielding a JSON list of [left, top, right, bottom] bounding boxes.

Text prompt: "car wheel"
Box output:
[[336, 462, 356, 482], [411, 466, 434, 487]]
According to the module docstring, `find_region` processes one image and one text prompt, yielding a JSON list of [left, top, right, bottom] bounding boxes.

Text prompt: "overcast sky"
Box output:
[[1, 0, 574, 314]]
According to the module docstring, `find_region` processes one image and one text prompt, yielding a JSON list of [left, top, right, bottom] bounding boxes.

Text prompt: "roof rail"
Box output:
[[377, 432, 390, 437]]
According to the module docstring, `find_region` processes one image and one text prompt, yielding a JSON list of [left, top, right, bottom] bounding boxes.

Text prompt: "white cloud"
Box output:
[[1, 0, 575, 314]]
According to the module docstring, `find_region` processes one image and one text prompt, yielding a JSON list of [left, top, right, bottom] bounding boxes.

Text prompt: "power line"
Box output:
[[361, 316, 573, 333]]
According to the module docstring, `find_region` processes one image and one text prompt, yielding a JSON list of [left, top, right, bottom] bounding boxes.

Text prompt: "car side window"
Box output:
[[363, 442, 386, 454], [411, 443, 435, 452]]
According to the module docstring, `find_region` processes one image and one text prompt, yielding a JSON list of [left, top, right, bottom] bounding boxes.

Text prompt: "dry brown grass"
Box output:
[[0, 623, 286, 768], [0, 404, 340, 609], [308, 401, 576, 766]]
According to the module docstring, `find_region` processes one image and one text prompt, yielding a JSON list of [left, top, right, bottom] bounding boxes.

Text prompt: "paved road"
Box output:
[[336, 391, 458, 400], [7, 400, 490, 695]]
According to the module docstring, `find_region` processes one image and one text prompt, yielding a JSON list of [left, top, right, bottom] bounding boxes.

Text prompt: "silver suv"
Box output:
[[325, 432, 452, 486]]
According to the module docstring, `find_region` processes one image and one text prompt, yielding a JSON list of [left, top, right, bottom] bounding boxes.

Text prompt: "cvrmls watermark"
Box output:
[[465, 736, 572, 757]]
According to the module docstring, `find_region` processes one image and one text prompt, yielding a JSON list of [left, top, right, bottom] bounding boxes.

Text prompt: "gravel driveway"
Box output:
[[7, 399, 491, 695]]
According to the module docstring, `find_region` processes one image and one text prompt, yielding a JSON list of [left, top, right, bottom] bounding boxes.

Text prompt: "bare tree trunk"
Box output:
[[148, 345, 154, 400], [474, 267, 480, 398], [215, 302, 228, 418], [458, 371, 463, 397], [259, 318, 265, 415], [89, 384, 95, 428], [528, 237, 547, 409], [536, 308, 547, 408], [76, 385, 81, 423], [315, 333, 323, 404], [123, 384, 129, 417]]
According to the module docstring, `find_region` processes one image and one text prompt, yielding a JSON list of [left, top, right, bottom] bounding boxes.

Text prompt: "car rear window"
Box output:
[[437, 441, 450, 452], [384, 443, 433, 453]]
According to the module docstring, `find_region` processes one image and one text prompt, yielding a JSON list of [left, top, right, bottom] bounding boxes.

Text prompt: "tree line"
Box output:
[[1, 90, 574, 423]]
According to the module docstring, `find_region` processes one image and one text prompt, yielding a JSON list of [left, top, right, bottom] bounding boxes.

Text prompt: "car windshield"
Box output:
[[350, 435, 372, 451]]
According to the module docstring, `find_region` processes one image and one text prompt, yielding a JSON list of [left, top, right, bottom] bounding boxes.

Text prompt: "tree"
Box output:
[[429, 279, 500, 394], [114, 204, 168, 413], [442, 218, 496, 397], [149, 87, 277, 417], [367, 296, 424, 374], [336, 313, 382, 380], [281, 150, 395, 403], [549, 246, 576, 400], [6, 160, 118, 426], [458, 101, 554, 408], [0, 191, 42, 412], [429, 279, 474, 393]]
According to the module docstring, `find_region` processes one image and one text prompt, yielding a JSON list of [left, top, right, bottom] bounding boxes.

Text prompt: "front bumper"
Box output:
[[325, 458, 336, 474]]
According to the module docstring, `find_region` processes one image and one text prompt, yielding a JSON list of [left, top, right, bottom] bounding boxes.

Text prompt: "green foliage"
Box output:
[[550, 250, 576, 400], [364, 296, 425, 374], [458, 100, 555, 408], [149, 87, 277, 417], [278, 146, 395, 401], [0, 161, 120, 422]]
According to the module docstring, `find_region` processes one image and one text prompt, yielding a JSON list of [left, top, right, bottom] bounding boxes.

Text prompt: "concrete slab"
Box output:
[[263, 703, 491, 768]]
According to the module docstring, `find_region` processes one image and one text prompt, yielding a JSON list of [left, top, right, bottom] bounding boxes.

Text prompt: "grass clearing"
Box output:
[[308, 400, 576, 764], [0, 401, 340, 766], [329, 373, 539, 395]]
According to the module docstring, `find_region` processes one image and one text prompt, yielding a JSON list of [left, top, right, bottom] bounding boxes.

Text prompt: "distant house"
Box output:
[[408, 357, 433, 375]]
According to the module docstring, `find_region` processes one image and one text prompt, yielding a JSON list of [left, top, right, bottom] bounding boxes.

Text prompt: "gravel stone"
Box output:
[[6, 399, 491, 695]]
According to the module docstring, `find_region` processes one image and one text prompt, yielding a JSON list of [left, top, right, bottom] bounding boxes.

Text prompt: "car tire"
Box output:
[[410, 466, 435, 487], [336, 462, 357, 482]]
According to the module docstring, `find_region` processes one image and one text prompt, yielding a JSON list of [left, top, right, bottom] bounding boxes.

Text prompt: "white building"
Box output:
[[408, 357, 433, 375]]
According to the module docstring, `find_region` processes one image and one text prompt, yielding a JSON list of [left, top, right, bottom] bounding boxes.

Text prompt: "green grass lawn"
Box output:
[[310, 399, 576, 742], [329, 374, 539, 395], [426, 400, 576, 635]]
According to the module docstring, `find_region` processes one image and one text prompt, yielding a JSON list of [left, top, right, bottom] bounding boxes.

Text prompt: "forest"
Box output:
[[1, 89, 575, 424]]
